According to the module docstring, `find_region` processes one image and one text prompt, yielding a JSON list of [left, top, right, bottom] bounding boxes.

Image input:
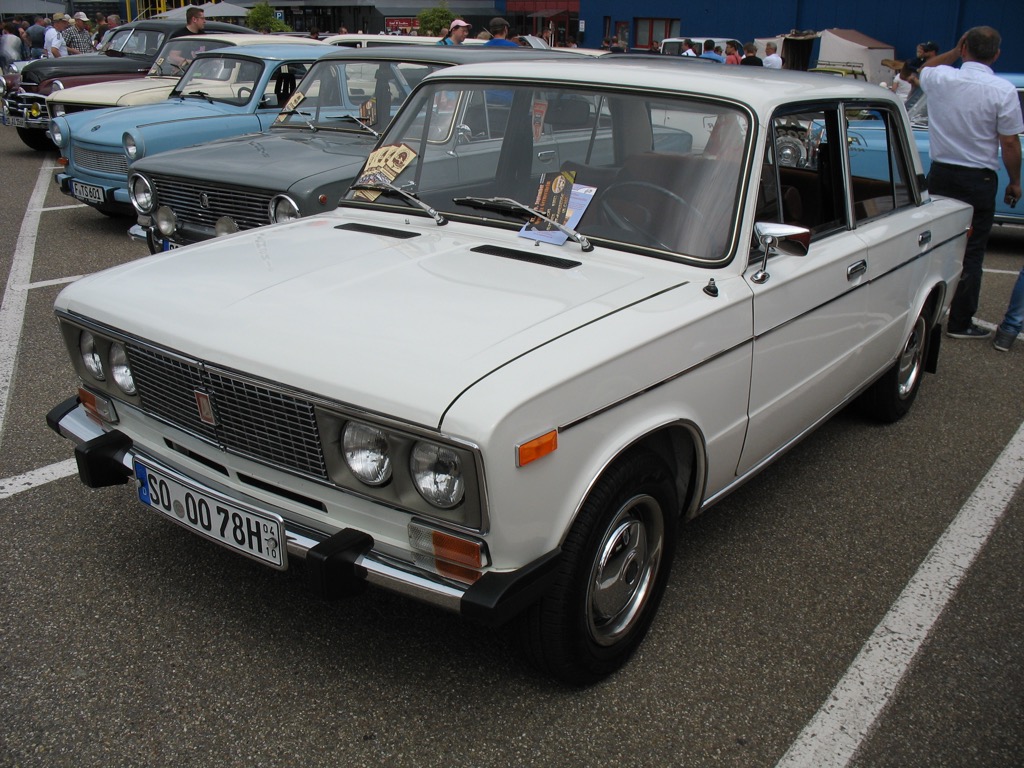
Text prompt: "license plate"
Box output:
[[10, 116, 26, 128], [162, 238, 180, 251], [72, 181, 105, 205], [134, 459, 287, 569]]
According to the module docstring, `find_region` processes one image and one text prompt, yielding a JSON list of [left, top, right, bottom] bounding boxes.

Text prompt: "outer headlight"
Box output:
[[129, 173, 155, 213], [50, 79, 65, 92], [342, 421, 392, 486], [48, 121, 62, 146], [51, 102, 65, 117], [410, 442, 464, 509], [109, 342, 136, 395], [269, 194, 300, 223], [79, 331, 105, 381], [123, 132, 141, 160]]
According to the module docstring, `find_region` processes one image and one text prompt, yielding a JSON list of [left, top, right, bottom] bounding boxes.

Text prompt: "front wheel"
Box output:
[[17, 126, 56, 152], [861, 308, 929, 422], [514, 450, 678, 684]]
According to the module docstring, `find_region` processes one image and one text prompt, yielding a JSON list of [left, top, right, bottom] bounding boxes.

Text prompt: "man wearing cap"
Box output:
[[43, 13, 69, 58], [64, 12, 94, 55], [437, 19, 470, 45], [485, 18, 518, 47]]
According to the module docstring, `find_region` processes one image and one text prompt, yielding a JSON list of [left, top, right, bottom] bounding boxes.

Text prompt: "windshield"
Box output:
[[100, 27, 165, 57], [170, 56, 264, 106], [343, 81, 750, 263], [148, 40, 233, 77], [275, 59, 446, 132]]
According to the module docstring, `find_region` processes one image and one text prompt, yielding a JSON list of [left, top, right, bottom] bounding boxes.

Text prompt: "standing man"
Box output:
[[699, 39, 724, 62], [680, 38, 695, 57], [26, 16, 45, 59], [168, 7, 206, 40], [43, 13, 69, 58], [64, 13, 94, 55], [436, 19, 470, 45], [918, 27, 1023, 339], [763, 42, 782, 68], [740, 42, 763, 66], [484, 18, 518, 47]]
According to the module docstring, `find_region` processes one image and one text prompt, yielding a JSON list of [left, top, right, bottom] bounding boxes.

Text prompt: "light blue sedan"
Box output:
[[50, 42, 333, 217]]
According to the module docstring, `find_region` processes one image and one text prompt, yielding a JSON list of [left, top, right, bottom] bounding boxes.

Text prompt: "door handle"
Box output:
[[537, 150, 556, 163], [918, 230, 932, 246], [847, 260, 867, 280]]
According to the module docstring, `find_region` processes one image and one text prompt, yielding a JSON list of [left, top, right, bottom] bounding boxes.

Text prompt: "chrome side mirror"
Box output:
[[751, 222, 810, 284]]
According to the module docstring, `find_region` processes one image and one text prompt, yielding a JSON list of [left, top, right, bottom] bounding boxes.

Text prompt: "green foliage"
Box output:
[[245, 2, 292, 33], [417, 2, 453, 37]]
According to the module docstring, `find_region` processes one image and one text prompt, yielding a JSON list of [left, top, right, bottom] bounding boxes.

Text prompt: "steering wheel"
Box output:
[[598, 180, 705, 252], [236, 86, 253, 100]]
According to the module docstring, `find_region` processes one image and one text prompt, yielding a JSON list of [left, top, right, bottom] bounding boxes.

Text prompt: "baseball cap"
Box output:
[[489, 17, 510, 33], [919, 41, 939, 53], [51, 12, 68, 22], [73, 12, 88, 21], [449, 19, 471, 31]]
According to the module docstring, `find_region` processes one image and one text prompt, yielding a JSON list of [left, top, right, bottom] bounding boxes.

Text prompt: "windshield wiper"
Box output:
[[279, 109, 316, 131], [452, 196, 592, 252], [181, 90, 214, 103], [349, 180, 446, 226], [334, 114, 380, 137]]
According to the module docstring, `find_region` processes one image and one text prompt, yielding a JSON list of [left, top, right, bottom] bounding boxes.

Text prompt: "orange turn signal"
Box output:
[[516, 429, 557, 467]]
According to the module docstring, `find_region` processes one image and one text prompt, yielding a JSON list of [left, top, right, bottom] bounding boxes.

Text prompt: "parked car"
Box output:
[[128, 45, 578, 252], [1, 18, 254, 150], [323, 33, 551, 49], [48, 34, 306, 120], [47, 60, 971, 683], [50, 42, 331, 216]]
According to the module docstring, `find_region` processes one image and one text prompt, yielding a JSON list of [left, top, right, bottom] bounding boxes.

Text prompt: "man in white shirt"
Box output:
[[43, 13, 70, 57], [763, 42, 782, 69], [919, 26, 1023, 339]]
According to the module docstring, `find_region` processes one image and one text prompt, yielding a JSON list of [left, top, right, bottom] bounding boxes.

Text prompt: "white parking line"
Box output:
[[0, 459, 79, 501], [776, 418, 1024, 768], [0, 159, 51, 449]]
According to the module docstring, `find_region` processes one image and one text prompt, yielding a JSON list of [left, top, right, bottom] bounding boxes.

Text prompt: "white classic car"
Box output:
[[48, 58, 971, 684]]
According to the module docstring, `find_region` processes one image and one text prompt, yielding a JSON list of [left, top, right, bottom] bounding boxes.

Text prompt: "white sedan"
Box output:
[[48, 58, 970, 684]]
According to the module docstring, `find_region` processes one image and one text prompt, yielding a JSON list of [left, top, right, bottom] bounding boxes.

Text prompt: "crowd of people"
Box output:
[[0, 11, 122, 65]]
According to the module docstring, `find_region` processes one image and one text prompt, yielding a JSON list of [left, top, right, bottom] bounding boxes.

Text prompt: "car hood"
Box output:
[[56, 213, 689, 428], [69, 98, 243, 137], [131, 128, 377, 188], [21, 52, 148, 84], [54, 76, 178, 106]]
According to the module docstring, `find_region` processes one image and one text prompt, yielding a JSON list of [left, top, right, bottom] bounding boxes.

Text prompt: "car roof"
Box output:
[[315, 45, 579, 65], [114, 19, 253, 33], [423, 56, 904, 113], [191, 42, 333, 62]]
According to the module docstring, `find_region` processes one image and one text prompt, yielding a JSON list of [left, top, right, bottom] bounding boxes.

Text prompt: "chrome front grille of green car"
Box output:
[[149, 174, 274, 231], [74, 145, 129, 175], [125, 342, 329, 481]]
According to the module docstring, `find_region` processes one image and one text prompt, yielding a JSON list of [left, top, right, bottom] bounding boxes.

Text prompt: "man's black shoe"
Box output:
[[946, 324, 993, 340]]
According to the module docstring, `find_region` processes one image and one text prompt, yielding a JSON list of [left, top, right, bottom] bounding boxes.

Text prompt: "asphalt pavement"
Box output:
[[0, 129, 1021, 768]]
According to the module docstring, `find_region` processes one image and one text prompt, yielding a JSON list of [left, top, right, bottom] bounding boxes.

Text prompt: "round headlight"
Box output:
[[123, 132, 139, 160], [129, 174, 155, 213], [50, 80, 65, 92], [48, 121, 62, 146], [410, 442, 464, 509], [342, 421, 392, 486], [269, 195, 300, 224], [79, 331, 105, 381], [109, 342, 136, 395], [214, 216, 239, 237], [155, 205, 177, 236], [51, 102, 66, 117]]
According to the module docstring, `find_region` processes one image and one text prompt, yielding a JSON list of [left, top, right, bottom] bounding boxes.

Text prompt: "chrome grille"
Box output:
[[74, 145, 129, 175], [149, 173, 274, 231], [126, 343, 328, 480]]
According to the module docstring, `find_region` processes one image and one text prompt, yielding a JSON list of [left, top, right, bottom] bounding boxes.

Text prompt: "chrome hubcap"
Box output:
[[897, 316, 926, 398]]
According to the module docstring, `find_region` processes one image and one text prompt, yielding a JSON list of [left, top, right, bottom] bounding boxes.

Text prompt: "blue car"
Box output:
[[50, 42, 333, 216]]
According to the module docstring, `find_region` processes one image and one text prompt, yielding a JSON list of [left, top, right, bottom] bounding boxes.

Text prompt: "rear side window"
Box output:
[[845, 107, 914, 223]]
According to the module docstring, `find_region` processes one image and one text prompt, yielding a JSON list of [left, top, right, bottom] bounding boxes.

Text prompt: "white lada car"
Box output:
[[48, 58, 971, 684]]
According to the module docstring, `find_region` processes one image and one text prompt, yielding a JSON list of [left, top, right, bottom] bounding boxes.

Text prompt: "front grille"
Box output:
[[150, 173, 275, 231], [126, 343, 328, 480], [4, 94, 47, 119], [74, 144, 129, 175]]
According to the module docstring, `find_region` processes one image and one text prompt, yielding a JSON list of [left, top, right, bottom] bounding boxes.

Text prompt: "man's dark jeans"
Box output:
[[927, 161, 998, 332]]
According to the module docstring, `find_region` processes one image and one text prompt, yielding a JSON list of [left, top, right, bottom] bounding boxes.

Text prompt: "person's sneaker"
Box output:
[[946, 324, 993, 340], [993, 329, 1016, 352]]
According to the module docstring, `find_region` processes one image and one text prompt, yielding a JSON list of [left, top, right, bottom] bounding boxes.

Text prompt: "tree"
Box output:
[[417, 2, 453, 37], [245, 2, 292, 33]]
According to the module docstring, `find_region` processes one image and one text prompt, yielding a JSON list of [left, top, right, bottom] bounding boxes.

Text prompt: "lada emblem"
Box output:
[[90, 125, 100, 132], [199, 192, 210, 209], [194, 391, 217, 426]]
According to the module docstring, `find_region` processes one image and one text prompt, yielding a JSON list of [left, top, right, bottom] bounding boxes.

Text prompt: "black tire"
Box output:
[[515, 450, 678, 685], [17, 126, 56, 152], [862, 308, 929, 423]]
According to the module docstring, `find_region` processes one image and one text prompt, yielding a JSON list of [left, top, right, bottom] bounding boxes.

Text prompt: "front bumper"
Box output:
[[2, 94, 49, 129], [56, 171, 133, 213], [46, 396, 559, 625]]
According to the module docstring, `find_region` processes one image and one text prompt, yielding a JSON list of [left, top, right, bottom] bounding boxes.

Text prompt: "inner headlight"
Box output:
[[342, 421, 392, 486], [123, 132, 139, 160], [51, 103, 65, 117], [79, 331, 105, 381], [129, 174, 154, 213], [214, 216, 239, 237], [410, 442, 464, 509], [27, 102, 40, 118], [269, 195, 300, 223], [109, 342, 136, 395], [155, 205, 177, 236]]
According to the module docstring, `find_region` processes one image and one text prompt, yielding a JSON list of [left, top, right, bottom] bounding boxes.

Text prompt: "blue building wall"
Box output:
[[581, 0, 1024, 72]]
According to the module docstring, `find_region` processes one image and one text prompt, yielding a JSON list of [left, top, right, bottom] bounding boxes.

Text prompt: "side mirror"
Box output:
[[751, 222, 810, 284]]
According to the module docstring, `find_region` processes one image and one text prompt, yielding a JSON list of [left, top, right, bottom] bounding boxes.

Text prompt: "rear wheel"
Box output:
[[515, 450, 678, 684], [17, 127, 55, 152], [862, 308, 929, 422]]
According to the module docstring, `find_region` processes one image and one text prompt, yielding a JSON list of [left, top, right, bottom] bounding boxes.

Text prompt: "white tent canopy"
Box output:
[[0, 0, 66, 17], [154, 2, 251, 20], [755, 28, 894, 84]]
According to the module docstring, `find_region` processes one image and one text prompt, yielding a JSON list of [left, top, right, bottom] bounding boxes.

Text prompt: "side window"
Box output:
[[846, 107, 913, 223], [264, 63, 308, 109], [758, 107, 846, 239]]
